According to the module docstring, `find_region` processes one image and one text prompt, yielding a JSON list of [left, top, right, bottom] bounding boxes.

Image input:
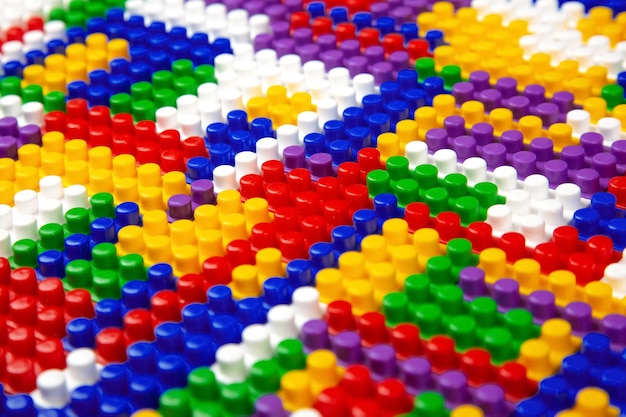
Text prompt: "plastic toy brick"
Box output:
[[572, 191, 626, 251], [321, 302, 537, 403], [515, 333, 626, 416]]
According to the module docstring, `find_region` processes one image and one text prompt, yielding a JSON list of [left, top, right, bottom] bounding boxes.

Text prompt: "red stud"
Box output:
[[66, 99, 89, 120], [261, 160, 286, 184], [290, 11, 311, 31], [64, 289, 95, 320], [552, 226, 580, 254], [316, 176, 342, 201], [295, 192, 322, 217], [407, 39, 430, 62], [424, 335, 458, 373], [88, 125, 113, 148], [287, 168, 313, 193], [151, 290, 182, 323], [337, 162, 362, 189], [37, 307, 66, 338], [182, 136, 208, 158], [176, 274, 208, 306], [340, 365, 375, 397], [390, 323, 422, 360], [135, 120, 157, 142], [97, 328, 127, 363], [273, 206, 300, 233], [335, 22, 357, 43], [226, 240, 254, 267], [111, 114, 135, 135], [89, 106, 111, 126], [160, 149, 186, 173], [567, 252, 596, 285], [7, 357, 36, 393], [358, 312, 389, 348], [382, 34, 405, 56], [44, 111, 66, 134], [460, 348, 494, 387], [300, 215, 329, 248], [325, 300, 357, 335], [404, 202, 430, 232], [466, 222, 493, 252], [11, 267, 38, 296], [314, 386, 350, 417], [240, 174, 265, 200], [376, 379, 412, 414], [35, 339, 66, 371], [498, 362, 535, 401], [112, 133, 136, 156], [499, 232, 527, 263], [358, 28, 381, 50], [65, 119, 90, 141], [344, 184, 372, 215], [158, 130, 183, 151], [124, 309, 155, 343], [250, 223, 279, 251], [533, 242, 561, 274], [266, 182, 293, 209], [312, 17, 333, 38], [434, 211, 461, 242], [609, 176, 626, 207], [0, 258, 10, 285], [202, 257, 232, 287], [136, 142, 160, 165], [279, 231, 307, 260], [10, 296, 37, 327]]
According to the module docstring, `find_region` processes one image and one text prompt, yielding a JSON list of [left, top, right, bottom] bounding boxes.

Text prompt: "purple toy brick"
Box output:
[[535, 102, 559, 126], [593, 153, 618, 179], [293, 28, 313, 45], [222, 0, 242, 10], [524, 85, 546, 107], [266, 5, 288, 23], [475, 384, 507, 417], [283, 146, 307, 170], [482, 143, 507, 169], [400, 357, 433, 395], [18, 125, 41, 147], [364, 46, 385, 67], [529, 137, 554, 162], [551, 91, 575, 115], [580, 132, 604, 159], [320, 49, 344, 70], [506, 96, 531, 119], [370, 2, 391, 20], [495, 77, 518, 99], [270, 20, 290, 39], [340, 40, 361, 59], [471, 123, 495, 147], [453, 135, 477, 160], [317, 34, 337, 52], [301, 319, 331, 353], [389, 5, 415, 22], [459, 267, 488, 300], [528, 290, 557, 322], [563, 302, 593, 336], [0, 117, 18, 137], [444, 115, 466, 139], [438, 371, 469, 408], [273, 38, 296, 57], [601, 314, 626, 351], [190, 179, 216, 208], [469, 71, 490, 92], [479, 89, 502, 112], [254, 395, 289, 417], [389, 51, 410, 73], [560, 146, 586, 170], [543, 160, 569, 187], [500, 130, 524, 156], [371, 62, 394, 85], [168, 194, 193, 221], [512, 151, 537, 178], [345, 56, 369, 78], [452, 82, 474, 104], [611, 141, 626, 168], [309, 153, 334, 179], [426, 128, 448, 152], [333, 331, 363, 366], [575, 168, 600, 194], [0, 136, 17, 159], [403, 0, 428, 14], [254, 34, 273, 52], [284, 0, 301, 13], [296, 44, 320, 63], [493, 279, 521, 312], [366, 344, 397, 380]]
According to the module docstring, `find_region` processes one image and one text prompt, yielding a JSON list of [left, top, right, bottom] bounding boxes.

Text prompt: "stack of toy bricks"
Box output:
[[2, 0, 626, 415]]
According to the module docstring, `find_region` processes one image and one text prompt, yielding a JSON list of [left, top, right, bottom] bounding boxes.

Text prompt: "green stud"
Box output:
[[65, 11, 86, 28], [12, 240, 38, 268], [159, 388, 191, 417], [118, 254, 146, 284], [194, 65, 216, 84], [446, 238, 473, 269], [22, 85, 44, 104], [66, 259, 93, 289], [172, 59, 194, 79], [415, 58, 436, 83], [425, 256, 453, 285], [470, 297, 498, 329], [153, 71, 174, 91], [435, 284, 464, 316], [366, 169, 391, 197], [85, 1, 105, 17], [504, 308, 534, 341], [414, 303, 442, 337], [39, 223, 65, 251], [404, 274, 431, 304], [443, 173, 467, 198], [424, 187, 448, 215], [48, 8, 66, 21], [448, 315, 476, 351], [454, 195, 480, 223], [220, 383, 253, 416], [414, 164, 439, 190], [386, 156, 410, 182], [382, 292, 410, 326], [1, 77, 22, 97], [473, 182, 499, 207], [275, 339, 306, 373], [601, 84, 625, 110], [65, 208, 91, 235], [68, 0, 85, 12], [131, 81, 154, 102], [187, 367, 219, 401], [394, 178, 420, 207], [93, 270, 120, 299], [248, 360, 281, 398], [44, 91, 66, 112], [110, 93, 132, 115], [90, 193, 116, 219], [413, 391, 447, 417], [154, 89, 177, 108], [173, 76, 198, 96], [440, 65, 462, 90], [132, 99, 156, 122], [483, 327, 513, 362], [92, 243, 118, 270]]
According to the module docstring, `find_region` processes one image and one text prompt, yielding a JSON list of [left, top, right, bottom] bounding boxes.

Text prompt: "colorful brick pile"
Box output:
[[2, 0, 626, 416]]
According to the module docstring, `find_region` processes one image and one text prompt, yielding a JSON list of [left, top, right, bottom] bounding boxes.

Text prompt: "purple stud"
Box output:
[[346, 56, 369, 78], [191, 179, 216, 209], [18, 125, 42, 147], [317, 34, 338, 52], [340, 40, 361, 59], [293, 28, 313, 45], [320, 49, 344, 70], [254, 33, 274, 52], [529, 137, 554, 162], [469, 71, 490, 92], [579, 132, 604, 158], [0, 117, 18, 137], [0, 136, 17, 159], [481, 143, 507, 170], [563, 302, 593, 335], [470, 123, 495, 147], [283, 146, 307, 171], [479, 89, 502, 112], [273, 38, 296, 57], [601, 314, 626, 351], [364, 46, 385, 67], [438, 371, 469, 408], [575, 168, 600, 195], [453, 135, 477, 161], [528, 290, 557, 322], [512, 151, 537, 178], [493, 278, 521, 311], [425, 128, 448, 152], [301, 319, 331, 353], [506, 96, 531, 119], [495, 77, 518, 99], [474, 384, 507, 417], [371, 62, 394, 85], [444, 115, 466, 139], [458, 267, 488, 300], [524, 84, 546, 107], [452, 82, 475, 105], [168, 194, 194, 221], [543, 159, 569, 187], [400, 357, 433, 395], [551, 91, 575, 115], [611, 140, 626, 166], [254, 395, 288, 417], [309, 153, 333, 180], [535, 102, 559, 127], [389, 51, 410, 73], [366, 344, 397, 380], [592, 153, 618, 179], [560, 145, 585, 170], [500, 130, 524, 155], [297, 44, 321, 63], [332, 331, 363, 366]]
